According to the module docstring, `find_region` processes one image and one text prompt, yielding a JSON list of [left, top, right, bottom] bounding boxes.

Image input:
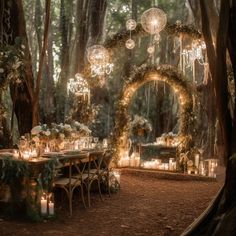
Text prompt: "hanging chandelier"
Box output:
[[67, 73, 90, 97], [87, 45, 113, 77]]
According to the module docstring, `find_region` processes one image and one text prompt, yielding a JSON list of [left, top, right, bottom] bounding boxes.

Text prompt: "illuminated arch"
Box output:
[[111, 64, 196, 162]]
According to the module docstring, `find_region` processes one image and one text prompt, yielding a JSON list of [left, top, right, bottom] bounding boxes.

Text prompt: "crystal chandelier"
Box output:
[[182, 41, 206, 67], [87, 45, 113, 77], [67, 73, 90, 97]]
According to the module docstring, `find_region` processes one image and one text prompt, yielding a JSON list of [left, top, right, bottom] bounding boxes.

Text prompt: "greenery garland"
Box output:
[[81, 23, 202, 82], [104, 22, 202, 50], [111, 64, 196, 164]]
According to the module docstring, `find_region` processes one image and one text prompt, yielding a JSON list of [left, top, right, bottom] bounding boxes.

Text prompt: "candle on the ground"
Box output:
[[48, 201, 54, 215], [41, 197, 47, 215], [114, 171, 121, 184]]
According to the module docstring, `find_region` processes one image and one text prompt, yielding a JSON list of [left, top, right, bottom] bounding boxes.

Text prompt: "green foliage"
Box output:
[[0, 42, 25, 90], [0, 157, 29, 184]]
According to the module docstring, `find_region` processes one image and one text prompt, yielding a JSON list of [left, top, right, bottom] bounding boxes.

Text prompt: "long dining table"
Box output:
[[0, 148, 106, 219]]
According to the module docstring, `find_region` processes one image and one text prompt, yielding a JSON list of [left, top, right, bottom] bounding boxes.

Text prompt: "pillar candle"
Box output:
[[41, 198, 47, 215], [48, 201, 54, 215]]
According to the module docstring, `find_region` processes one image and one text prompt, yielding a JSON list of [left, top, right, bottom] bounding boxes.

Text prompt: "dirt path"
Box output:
[[0, 168, 224, 236]]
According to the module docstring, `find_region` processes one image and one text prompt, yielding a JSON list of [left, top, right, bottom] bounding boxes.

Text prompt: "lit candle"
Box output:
[[13, 150, 19, 159], [45, 145, 50, 153], [41, 197, 47, 215], [194, 154, 200, 168], [48, 201, 54, 215], [23, 152, 30, 160], [30, 149, 38, 158]]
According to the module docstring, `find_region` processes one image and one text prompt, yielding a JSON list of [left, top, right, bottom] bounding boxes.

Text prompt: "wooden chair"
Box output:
[[53, 153, 88, 216], [83, 150, 114, 206], [99, 150, 114, 197], [77, 151, 104, 207]]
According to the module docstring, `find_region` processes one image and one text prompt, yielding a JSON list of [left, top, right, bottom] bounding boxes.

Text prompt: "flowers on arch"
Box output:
[[130, 115, 152, 137]]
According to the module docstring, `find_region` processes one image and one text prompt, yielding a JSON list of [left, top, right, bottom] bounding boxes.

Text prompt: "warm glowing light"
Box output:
[[87, 45, 113, 77], [126, 19, 137, 31], [125, 39, 135, 49], [67, 73, 90, 97], [141, 7, 167, 35]]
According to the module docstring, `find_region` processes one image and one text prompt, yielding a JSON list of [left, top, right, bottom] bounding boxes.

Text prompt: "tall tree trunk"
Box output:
[[10, 0, 35, 135], [183, 1, 236, 235], [56, 0, 74, 122]]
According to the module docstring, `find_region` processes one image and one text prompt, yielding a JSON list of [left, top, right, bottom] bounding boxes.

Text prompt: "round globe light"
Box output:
[[126, 19, 137, 31], [147, 46, 155, 54], [87, 45, 110, 65], [125, 39, 135, 49], [141, 8, 167, 35]]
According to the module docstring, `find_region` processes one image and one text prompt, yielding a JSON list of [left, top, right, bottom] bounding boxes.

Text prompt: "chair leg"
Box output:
[[87, 183, 91, 207], [80, 184, 86, 208], [69, 193, 72, 216], [107, 174, 111, 197], [98, 178, 103, 202]]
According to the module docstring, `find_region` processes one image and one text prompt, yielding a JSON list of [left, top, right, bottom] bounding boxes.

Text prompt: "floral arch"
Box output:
[[111, 64, 196, 163]]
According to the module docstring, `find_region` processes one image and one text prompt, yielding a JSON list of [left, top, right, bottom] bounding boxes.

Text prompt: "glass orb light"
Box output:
[[126, 19, 137, 31], [87, 45, 110, 65], [125, 39, 135, 49], [141, 8, 167, 35], [147, 46, 155, 54]]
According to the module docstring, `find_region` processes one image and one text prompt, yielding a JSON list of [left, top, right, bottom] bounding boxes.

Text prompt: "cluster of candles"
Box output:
[[206, 159, 218, 178], [142, 158, 176, 171], [118, 152, 177, 171], [13, 149, 38, 160], [40, 193, 54, 216], [155, 136, 181, 147], [118, 152, 140, 167], [187, 158, 218, 178]]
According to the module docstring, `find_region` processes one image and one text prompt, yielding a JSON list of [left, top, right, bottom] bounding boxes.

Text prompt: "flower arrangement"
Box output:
[[130, 115, 152, 137], [30, 122, 91, 146]]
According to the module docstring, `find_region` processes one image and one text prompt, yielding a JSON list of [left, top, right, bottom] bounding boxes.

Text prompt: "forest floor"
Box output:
[[0, 167, 224, 236]]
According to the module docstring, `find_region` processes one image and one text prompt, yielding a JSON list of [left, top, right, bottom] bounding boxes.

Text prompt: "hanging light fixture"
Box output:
[[67, 73, 90, 99], [87, 45, 113, 77], [125, 39, 136, 49], [126, 19, 137, 31], [141, 8, 167, 35], [125, 19, 137, 49]]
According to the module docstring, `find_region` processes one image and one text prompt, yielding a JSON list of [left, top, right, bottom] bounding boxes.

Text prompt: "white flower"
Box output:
[[64, 124, 72, 132], [74, 121, 80, 127], [31, 126, 42, 135], [45, 130, 51, 136], [32, 136, 40, 142]]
